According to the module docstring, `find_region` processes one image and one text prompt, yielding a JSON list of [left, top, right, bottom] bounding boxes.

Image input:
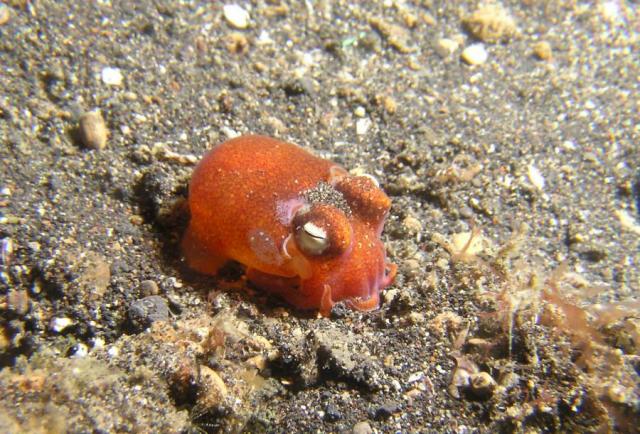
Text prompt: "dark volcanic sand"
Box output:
[[1, 1, 638, 433]]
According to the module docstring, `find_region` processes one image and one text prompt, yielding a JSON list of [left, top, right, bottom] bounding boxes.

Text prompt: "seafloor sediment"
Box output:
[[0, 1, 638, 432]]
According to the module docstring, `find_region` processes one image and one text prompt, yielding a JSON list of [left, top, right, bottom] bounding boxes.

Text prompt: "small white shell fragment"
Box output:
[[101, 67, 123, 86], [451, 231, 486, 257], [1, 238, 13, 265], [50, 317, 74, 333], [107, 345, 120, 357], [79, 111, 108, 149], [221, 126, 240, 138], [614, 209, 640, 236], [0, 3, 11, 26], [435, 38, 459, 57], [356, 117, 372, 135], [598, 1, 621, 23], [461, 43, 488, 65], [223, 4, 250, 29], [407, 371, 425, 383], [92, 337, 106, 349], [527, 164, 545, 191]]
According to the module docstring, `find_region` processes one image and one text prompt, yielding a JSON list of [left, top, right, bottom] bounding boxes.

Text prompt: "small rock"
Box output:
[[435, 38, 459, 57], [77, 252, 111, 299], [324, 404, 342, 422], [0, 326, 8, 350], [354, 106, 366, 118], [369, 17, 414, 53], [461, 44, 488, 65], [50, 317, 74, 333], [79, 111, 108, 150], [381, 95, 397, 114], [128, 295, 170, 332], [615, 209, 640, 236], [225, 32, 249, 54], [271, 331, 320, 387], [607, 384, 630, 404], [110, 259, 131, 274], [92, 337, 106, 350], [402, 215, 423, 234], [7, 290, 29, 315], [382, 288, 399, 304], [356, 118, 372, 135], [352, 421, 373, 434], [598, 1, 622, 23], [282, 77, 315, 96], [408, 311, 425, 324], [316, 329, 381, 390], [404, 258, 421, 277], [373, 401, 400, 420], [463, 4, 517, 43], [527, 164, 545, 191], [470, 371, 497, 399], [263, 115, 288, 134], [581, 246, 607, 263], [0, 4, 10, 26], [134, 167, 185, 227], [101, 66, 123, 86], [107, 345, 120, 357], [139, 279, 160, 296], [223, 4, 250, 29], [459, 205, 474, 219], [123, 91, 137, 101], [450, 230, 487, 258], [533, 41, 553, 61], [198, 365, 228, 407], [1, 238, 13, 265], [328, 302, 351, 319]]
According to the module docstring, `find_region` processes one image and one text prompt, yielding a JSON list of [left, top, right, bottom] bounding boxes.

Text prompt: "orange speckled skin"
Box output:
[[182, 135, 396, 315]]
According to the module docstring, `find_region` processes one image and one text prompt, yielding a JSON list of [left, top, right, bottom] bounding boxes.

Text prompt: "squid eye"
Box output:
[[295, 222, 329, 256], [292, 204, 352, 258]]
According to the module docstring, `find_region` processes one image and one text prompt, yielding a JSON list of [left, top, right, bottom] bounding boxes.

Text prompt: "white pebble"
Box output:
[[79, 111, 108, 150], [407, 371, 425, 383], [615, 209, 640, 235], [101, 67, 123, 86], [527, 164, 545, 191], [50, 317, 74, 333], [435, 38, 459, 57], [223, 4, 250, 29], [221, 126, 240, 138], [356, 118, 372, 135], [0, 4, 10, 26], [599, 1, 621, 22], [461, 44, 488, 65], [92, 337, 106, 349], [1, 238, 13, 265]]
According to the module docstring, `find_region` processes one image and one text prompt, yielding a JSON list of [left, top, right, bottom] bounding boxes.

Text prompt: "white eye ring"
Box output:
[[296, 222, 329, 255]]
